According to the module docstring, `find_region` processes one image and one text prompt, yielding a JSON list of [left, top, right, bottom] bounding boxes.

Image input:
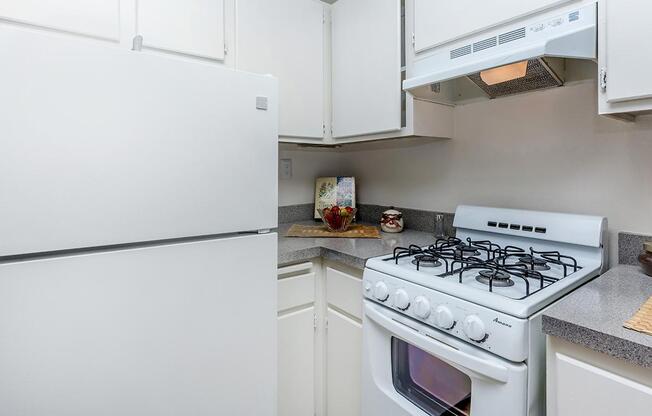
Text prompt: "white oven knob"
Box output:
[[434, 305, 455, 329], [373, 282, 389, 302], [413, 296, 431, 319], [393, 289, 410, 310], [364, 282, 372, 293], [463, 315, 487, 342]]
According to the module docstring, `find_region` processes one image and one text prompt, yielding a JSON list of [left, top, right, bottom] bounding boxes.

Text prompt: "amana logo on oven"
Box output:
[[493, 317, 512, 328]]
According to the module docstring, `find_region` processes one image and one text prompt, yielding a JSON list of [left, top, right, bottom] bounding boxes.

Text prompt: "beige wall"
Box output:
[[279, 81, 652, 265], [278, 145, 348, 206]]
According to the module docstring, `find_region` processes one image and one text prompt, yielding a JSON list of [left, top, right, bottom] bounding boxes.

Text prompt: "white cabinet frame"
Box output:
[[598, 0, 652, 116], [277, 259, 364, 416]]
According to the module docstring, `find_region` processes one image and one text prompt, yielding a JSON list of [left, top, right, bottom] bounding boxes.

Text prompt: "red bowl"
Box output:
[[319, 206, 357, 232]]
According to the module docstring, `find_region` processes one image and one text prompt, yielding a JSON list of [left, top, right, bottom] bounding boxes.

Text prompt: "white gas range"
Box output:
[[361, 205, 607, 416]]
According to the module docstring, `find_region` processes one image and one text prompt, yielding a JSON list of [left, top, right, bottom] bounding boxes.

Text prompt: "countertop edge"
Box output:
[[542, 314, 652, 368]]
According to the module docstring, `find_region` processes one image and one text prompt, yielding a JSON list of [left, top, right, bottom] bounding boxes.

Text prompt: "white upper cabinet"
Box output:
[[414, 0, 573, 52], [237, 0, 325, 139], [0, 0, 120, 41], [331, 0, 402, 139], [598, 0, 652, 115], [137, 0, 226, 60]]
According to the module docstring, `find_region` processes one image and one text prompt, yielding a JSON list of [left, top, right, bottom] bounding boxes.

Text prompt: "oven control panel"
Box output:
[[363, 268, 529, 362]]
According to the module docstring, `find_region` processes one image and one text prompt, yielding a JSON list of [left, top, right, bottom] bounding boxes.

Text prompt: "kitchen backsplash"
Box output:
[[619, 232, 652, 265], [279, 204, 455, 236], [278, 204, 314, 224]]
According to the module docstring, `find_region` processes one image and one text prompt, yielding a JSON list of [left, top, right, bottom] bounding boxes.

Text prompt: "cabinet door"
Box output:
[[553, 353, 652, 415], [137, 0, 225, 60], [279, 308, 316, 416], [0, 0, 120, 41], [237, 0, 324, 139], [600, 0, 652, 108], [414, 0, 571, 52], [326, 308, 362, 416], [331, 0, 402, 139]]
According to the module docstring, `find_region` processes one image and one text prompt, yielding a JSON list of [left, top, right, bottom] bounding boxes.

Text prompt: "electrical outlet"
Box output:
[[279, 158, 292, 180]]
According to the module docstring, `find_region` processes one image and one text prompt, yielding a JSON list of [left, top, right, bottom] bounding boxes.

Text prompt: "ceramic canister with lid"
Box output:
[[380, 208, 404, 233]]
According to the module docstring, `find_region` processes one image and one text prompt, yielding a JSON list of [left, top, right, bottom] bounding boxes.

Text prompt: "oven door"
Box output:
[[362, 301, 528, 416]]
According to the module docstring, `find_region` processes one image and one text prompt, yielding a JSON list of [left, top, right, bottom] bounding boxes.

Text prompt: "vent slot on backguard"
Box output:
[[498, 27, 526, 44]]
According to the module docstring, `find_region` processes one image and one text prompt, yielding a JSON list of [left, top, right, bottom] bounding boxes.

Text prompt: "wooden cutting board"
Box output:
[[624, 296, 652, 336], [286, 224, 381, 239]]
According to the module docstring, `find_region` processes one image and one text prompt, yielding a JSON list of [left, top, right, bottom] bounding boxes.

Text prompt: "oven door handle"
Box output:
[[365, 303, 510, 383]]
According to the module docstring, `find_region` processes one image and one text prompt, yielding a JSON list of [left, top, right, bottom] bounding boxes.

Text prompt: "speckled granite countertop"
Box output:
[[278, 221, 437, 269], [542, 265, 652, 367]]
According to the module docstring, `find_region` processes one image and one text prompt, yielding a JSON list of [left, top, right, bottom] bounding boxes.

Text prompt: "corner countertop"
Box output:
[[542, 265, 652, 367], [278, 221, 436, 270]]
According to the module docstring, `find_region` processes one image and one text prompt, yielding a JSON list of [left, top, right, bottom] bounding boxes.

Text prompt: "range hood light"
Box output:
[[479, 61, 529, 86]]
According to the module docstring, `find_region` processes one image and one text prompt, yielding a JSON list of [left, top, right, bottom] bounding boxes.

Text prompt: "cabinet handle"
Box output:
[[599, 67, 607, 92], [132, 35, 143, 52]]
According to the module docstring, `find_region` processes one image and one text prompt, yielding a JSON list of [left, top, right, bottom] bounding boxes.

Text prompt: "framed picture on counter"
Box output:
[[314, 177, 356, 220]]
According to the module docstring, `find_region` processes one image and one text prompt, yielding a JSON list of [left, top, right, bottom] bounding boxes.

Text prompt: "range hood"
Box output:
[[404, 3, 597, 98]]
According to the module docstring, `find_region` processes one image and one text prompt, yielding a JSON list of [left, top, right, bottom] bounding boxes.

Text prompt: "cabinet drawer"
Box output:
[[278, 273, 316, 312], [326, 267, 362, 320]]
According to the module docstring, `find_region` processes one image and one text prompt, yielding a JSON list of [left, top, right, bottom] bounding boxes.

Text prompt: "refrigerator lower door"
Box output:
[[0, 233, 277, 416], [0, 25, 278, 256]]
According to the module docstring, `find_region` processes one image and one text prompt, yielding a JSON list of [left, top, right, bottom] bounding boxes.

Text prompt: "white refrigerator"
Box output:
[[0, 25, 278, 415]]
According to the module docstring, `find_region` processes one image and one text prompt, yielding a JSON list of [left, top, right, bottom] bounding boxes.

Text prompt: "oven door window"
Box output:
[[392, 337, 472, 416]]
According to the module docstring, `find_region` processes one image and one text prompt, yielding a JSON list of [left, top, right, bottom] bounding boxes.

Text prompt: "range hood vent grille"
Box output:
[[473, 36, 497, 52], [450, 45, 472, 59], [498, 27, 526, 44], [450, 28, 526, 61]]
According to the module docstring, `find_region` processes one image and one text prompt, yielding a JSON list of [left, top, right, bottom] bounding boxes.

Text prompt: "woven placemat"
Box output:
[[624, 296, 652, 336], [286, 224, 381, 239]]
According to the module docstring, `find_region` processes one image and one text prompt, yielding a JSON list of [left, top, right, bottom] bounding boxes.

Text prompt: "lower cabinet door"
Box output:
[[327, 308, 362, 416], [554, 352, 652, 415], [278, 307, 316, 416]]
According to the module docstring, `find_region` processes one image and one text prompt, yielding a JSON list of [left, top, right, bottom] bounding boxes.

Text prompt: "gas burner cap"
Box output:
[[456, 244, 481, 257], [517, 255, 551, 271], [412, 255, 442, 268], [476, 269, 515, 287]]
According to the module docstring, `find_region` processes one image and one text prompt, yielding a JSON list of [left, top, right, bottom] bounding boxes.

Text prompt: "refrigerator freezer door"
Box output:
[[0, 233, 277, 416], [0, 25, 278, 256]]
